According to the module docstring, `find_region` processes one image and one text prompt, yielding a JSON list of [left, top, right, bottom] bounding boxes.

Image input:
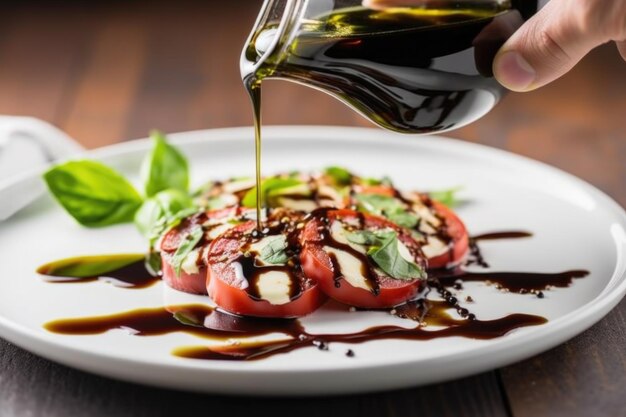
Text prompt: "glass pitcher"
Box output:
[[241, 0, 538, 134]]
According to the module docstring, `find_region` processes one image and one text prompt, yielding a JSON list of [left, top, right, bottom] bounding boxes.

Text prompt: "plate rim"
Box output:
[[0, 125, 624, 393]]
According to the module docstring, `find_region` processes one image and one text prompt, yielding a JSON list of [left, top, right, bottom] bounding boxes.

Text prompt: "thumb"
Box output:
[[493, 0, 613, 92], [618, 40, 626, 61]]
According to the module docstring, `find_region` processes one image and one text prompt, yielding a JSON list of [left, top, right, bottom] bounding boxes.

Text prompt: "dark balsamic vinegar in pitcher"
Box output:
[[242, 1, 537, 222]]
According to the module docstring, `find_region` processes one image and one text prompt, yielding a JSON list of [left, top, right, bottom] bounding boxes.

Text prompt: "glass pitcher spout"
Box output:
[[242, 0, 538, 135], [241, 0, 306, 90]]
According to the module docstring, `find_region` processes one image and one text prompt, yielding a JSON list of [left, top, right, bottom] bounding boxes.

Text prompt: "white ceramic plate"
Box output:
[[0, 126, 625, 396]]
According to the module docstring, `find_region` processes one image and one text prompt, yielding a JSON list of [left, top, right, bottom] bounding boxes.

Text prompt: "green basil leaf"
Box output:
[[170, 226, 203, 276], [355, 193, 419, 229], [241, 177, 302, 208], [360, 176, 393, 186], [366, 231, 425, 280], [144, 251, 162, 277], [134, 199, 163, 238], [141, 131, 189, 197], [345, 230, 379, 246], [361, 177, 382, 186], [144, 206, 199, 249], [43, 160, 143, 227], [429, 187, 462, 208], [258, 235, 289, 265], [165, 207, 200, 229], [386, 210, 419, 229], [355, 193, 400, 213], [134, 189, 194, 244], [345, 230, 424, 281], [324, 166, 352, 186]]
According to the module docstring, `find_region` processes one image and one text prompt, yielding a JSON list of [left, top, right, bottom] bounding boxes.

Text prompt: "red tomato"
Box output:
[[205, 221, 325, 318], [159, 207, 238, 252], [300, 209, 425, 309], [161, 254, 208, 295], [353, 184, 396, 197], [158, 206, 243, 295], [351, 184, 469, 270], [426, 201, 469, 269]]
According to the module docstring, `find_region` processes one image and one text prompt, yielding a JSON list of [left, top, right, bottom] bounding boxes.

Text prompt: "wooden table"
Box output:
[[1, 2, 625, 416]]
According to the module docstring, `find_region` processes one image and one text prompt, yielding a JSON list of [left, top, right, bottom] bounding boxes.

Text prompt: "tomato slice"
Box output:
[[426, 201, 469, 269], [300, 209, 426, 308], [353, 184, 396, 197], [158, 206, 246, 295], [159, 207, 239, 253], [351, 185, 469, 270], [161, 254, 208, 295], [205, 218, 325, 318]]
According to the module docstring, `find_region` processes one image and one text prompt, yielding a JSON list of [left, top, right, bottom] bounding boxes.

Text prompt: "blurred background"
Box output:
[[0, 3, 625, 416], [1, 0, 625, 205]]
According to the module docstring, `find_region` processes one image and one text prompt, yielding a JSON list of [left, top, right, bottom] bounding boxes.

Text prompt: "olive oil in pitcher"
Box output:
[[241, 0, 537, 225]]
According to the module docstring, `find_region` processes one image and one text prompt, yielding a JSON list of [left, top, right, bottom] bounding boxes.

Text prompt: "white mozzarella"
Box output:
[[215, 193, 239, 207], [317, 184, 343, 206], [223, 178, 256, 193], [256, 271, 292, 305], [418, 221, 437, 234], [323, 246, 371, 291], [330, 222, 366, 254], [231, 261, 249, 288], [422, 236, 449, 258], [396, 240, 416, 263], [276, 197, 318, 212], [206, 223, 235, 240], [181, 248, 201, 274], [248, 235, 287, 266], [412, 203, 442, 231]]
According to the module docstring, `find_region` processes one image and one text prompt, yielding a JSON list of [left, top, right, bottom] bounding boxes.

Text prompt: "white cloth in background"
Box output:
[[0, 116, 83, 220]]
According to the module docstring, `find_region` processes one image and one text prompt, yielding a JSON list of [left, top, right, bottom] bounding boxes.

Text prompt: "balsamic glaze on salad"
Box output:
[[45, 300, 547, 362], [38, 159, 592, 362], [207, 209, 310, 303], [40, 229, 588, 362], [312, 209, 384, 295]]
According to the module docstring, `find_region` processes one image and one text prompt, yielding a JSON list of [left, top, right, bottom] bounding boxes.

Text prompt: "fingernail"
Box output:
[[494, 51, 536, 92]]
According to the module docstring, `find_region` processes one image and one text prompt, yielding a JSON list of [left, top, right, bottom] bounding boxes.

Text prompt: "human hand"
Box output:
[[493, 0, 626, 91], [363, 0, 626, 92]]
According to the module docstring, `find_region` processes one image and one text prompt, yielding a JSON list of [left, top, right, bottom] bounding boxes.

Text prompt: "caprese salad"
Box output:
[[157, 168, 468, 317], [43, 132, 468, 319]]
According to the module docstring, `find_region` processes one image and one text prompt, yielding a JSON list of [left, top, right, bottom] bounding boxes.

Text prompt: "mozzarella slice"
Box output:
[[422, 236, 449, 258], [330, 222, 366, 254], [212, 193, 238, 207], [223, 178, 256, 193], [256, 271, 292, 305], [205, 222, 235, 240], [323, 246, 371, 291], [232, 261, 248, 289], [276, 197, 318, 212], [412, 203, 442, 233], [317, 184, 344, 206], [181, 248, 201, 274], [397, 239, 416, 263], [248, 235, 287, 266]]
